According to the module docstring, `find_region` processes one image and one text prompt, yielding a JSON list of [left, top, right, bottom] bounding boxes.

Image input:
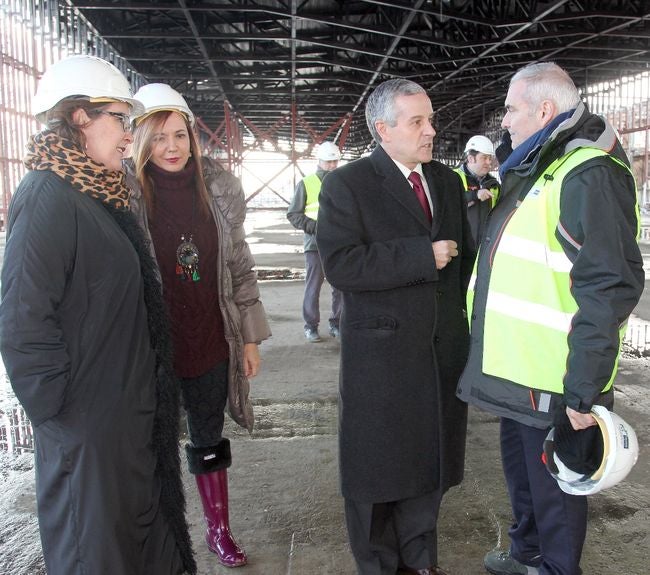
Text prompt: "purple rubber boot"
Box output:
[[195, 469, 247, 567]]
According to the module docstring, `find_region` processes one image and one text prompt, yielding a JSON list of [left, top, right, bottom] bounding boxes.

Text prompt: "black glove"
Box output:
[[552, 407, 603, 475]]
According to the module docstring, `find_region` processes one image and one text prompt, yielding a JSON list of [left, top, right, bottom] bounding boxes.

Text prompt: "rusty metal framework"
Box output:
[[62, 1, 650, 152], [0, 0, 146, 224], [1, 0, 650, 214]]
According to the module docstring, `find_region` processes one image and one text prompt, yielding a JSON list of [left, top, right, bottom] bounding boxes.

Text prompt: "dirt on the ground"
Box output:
[[1, 212, 649, 574]]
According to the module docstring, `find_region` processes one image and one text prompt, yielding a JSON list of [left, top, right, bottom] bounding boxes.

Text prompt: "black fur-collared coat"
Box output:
[[0, 171, 195, 574]]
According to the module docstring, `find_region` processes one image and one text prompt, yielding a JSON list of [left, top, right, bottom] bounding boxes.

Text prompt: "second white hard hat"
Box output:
[[543, 405, 639, 496], [464, 135, 495, 156], [32, 54, 144, 124], [133, 83, 195, 126], [316, 141, 341, 161]]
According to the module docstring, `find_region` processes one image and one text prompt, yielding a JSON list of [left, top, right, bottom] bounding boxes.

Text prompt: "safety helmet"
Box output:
[[543, 406, 639, 496], [316, 141, 341, 161], [464, 135, 495, 156], [32, 55, 144, 124], [133, 83, 195, 126]]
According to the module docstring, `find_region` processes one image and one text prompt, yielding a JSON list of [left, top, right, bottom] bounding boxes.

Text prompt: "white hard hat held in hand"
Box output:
[[542, 405, 639, 496], [32, 54, 144, 124]]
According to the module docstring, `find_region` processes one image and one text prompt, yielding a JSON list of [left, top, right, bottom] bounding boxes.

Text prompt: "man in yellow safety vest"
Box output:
[[287, 141, 342, 342], [454, 135, 500, 245], [457, 62, 644, 575]]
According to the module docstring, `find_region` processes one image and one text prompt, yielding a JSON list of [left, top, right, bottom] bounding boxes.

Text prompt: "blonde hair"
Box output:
[[131, 110, 210, 218]]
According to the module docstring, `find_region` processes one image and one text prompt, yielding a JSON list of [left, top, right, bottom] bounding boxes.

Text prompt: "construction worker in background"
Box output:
[[454, 135, 500, 244], [287, 141, 342, 343]]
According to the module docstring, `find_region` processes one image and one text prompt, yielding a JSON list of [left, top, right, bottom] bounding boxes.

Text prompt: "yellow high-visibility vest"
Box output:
[[454, 167, 499, 208], [467, 147, 638, 393], [303, 174, 321, 220]]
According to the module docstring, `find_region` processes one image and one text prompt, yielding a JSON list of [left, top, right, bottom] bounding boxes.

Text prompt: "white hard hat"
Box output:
[[316, 141, 341, 161], [32, 55, 144, 124], [543, 405, 639, 496], [464, 135, 495, 156], [133, 83, 195, 126]]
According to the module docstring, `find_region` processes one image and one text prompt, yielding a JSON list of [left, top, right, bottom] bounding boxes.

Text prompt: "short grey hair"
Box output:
[[365, 79, 426, 143], [510, 62, 581, 114]]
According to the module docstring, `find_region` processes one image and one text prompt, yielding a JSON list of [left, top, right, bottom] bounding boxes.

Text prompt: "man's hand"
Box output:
[[432, 240, 458, 270], [477, 188, 494, 202], [566, 406, 597, 430]]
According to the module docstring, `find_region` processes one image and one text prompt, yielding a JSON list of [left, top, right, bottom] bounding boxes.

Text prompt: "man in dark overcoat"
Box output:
[[316, 78, 475, 575]]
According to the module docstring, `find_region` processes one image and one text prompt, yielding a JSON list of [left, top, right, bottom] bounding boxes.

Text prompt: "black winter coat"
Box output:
[[457, 163, 500, 245], [317, 145, 475, 503], [0, 171, 194, 574]]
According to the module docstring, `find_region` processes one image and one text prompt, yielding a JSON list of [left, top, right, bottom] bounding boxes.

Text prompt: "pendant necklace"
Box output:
[[175, 187, 201, 282]]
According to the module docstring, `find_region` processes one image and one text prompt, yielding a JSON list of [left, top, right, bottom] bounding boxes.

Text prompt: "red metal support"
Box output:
[[337, 113, 354, 151], [237, 112, 286, 154], [196, 116, 227, 154], [295, 110, 351, 158]]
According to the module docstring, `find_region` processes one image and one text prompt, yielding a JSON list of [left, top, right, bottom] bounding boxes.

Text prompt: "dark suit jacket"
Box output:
[[316, 145, 475, 503]]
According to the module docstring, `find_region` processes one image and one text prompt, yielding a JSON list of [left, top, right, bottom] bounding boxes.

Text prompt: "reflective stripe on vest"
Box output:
[[454, 167, 499, 208], [468, 147, 637, 394], [303, 173, 321, 220]]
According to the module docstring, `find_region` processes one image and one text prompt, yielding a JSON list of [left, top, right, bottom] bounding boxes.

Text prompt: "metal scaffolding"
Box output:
[[1, 0, 650, 216]]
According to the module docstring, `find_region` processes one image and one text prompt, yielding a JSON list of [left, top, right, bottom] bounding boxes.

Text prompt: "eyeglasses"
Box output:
[[94, 110, 132, 132]]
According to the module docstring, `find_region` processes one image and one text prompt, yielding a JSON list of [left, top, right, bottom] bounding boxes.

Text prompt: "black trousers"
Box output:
[[501, 417, 587, 575], [180, 360, 229, 448], [344, 488, 443, 575]]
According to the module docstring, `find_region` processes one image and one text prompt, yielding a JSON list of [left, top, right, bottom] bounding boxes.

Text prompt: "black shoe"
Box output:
[[484, 550, 540, 575]]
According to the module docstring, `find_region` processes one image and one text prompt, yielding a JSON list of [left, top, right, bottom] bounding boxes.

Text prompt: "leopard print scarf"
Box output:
[[24, 130, 130, 209]]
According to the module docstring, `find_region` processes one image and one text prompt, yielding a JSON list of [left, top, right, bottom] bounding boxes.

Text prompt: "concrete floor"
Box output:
[[183, 211, 650, 575], [1, 210, 649, 574]]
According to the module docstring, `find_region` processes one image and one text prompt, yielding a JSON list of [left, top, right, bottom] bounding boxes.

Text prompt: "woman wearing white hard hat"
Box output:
[[128, 83, 271, 568], [0, 56, 196, 574]]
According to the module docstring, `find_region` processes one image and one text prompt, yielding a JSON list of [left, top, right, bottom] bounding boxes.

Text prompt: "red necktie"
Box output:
[[408, 171, 432, 222]]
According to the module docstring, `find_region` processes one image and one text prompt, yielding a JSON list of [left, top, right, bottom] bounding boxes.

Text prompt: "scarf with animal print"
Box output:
[[23, 130, 130, 209]]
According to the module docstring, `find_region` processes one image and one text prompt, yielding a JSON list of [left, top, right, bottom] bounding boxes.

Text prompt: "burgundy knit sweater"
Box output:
[[147, 160, 229, 379]]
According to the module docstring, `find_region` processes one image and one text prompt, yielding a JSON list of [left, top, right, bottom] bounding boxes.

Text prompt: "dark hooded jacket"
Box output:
[[456, 163, 500, 244], [0, 171, 195, 574], [457, 102, 644, 429]]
